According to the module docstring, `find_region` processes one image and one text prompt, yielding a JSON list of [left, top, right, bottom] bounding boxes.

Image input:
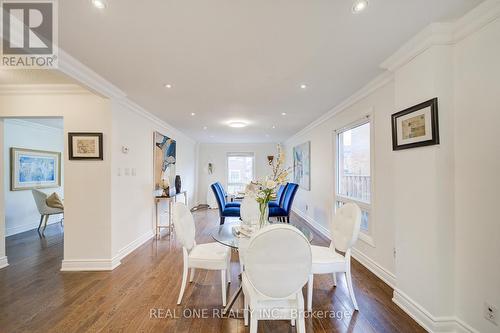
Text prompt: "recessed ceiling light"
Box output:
[[281, 112, 287, 116], [272, 125, 276, 129], [91, 0, 107, 9], [164, 83, 173, 89], [228, 121, 248, 128], [300, 84, 308, 89], [190, 112, 196, 116], [203, 126, 208, 130], [352, 0, 368, 13]]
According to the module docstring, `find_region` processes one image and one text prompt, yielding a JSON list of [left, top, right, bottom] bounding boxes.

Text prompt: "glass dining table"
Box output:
[[211, 217, 314, 315]]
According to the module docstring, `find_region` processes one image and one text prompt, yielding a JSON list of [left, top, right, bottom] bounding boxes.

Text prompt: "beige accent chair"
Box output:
[[32, 189, 64, 235]]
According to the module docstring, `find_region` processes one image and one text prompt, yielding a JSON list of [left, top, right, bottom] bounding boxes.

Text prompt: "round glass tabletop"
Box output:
[[211, 217, 314, 249]]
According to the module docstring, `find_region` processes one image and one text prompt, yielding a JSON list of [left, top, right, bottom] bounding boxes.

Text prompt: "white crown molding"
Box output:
[[57, 49, 127, 100], [61, 258, 121, 272], [393, 289, 479, 333], [285, 71, 394, 143], [0, 256, 8, 269], [0, 83, 89, 95], [4, 118, 63, 133], [381, 0, 500, 72]]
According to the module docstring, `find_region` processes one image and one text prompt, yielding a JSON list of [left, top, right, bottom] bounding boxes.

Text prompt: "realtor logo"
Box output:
[[1, 0, 58, 68]]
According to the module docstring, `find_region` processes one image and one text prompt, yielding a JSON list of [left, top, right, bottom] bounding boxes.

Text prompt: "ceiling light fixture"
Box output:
[[164, 83, 173, 89], [300, 84, 308, 89], [352, 0, 368, 13], [91, 0, 107, 9], [203, 126, 208, 130], [281, 112, 287, 116], [228, 121, 248, 128], [272, 125, 276, 129], [191, 112, 196, 116]]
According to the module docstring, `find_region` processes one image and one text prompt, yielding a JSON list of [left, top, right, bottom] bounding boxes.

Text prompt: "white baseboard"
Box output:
[[61, 258, 121, 271], [393, 289, 479, 333], [116, 230, 154, 261], [60, 230, 154, 272], [0, 256, 8, 269], [292, 208, 330, 238], [6, 217, 62, 237], [351, 248, 396, 288]]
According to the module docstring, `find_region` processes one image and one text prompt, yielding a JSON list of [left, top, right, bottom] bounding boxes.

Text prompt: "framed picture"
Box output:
[[391, 98, 439, 151], [68, 132, 103, 160], [293, 141, 311, 190], [10, 148, 61, 191]]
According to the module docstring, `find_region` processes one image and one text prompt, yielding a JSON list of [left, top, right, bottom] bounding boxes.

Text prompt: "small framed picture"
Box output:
[[68, 133, 103, 160], [391, 98, 439, 151]]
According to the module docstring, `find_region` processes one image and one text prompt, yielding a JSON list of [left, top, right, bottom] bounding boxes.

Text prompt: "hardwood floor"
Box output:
[[0, 209, 425, 333]]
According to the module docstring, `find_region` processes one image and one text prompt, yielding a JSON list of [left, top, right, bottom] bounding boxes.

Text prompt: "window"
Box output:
[[227, 153, 255, 194], [335, 119, 373, 244]]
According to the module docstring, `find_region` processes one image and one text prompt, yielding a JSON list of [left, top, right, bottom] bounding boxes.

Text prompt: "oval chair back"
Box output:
[[331, 203, 362, 252], [240, 196, 260, 225], [281, 183, 299, 213], [173, 202, 196, 251], [245, 224, 312, 298]]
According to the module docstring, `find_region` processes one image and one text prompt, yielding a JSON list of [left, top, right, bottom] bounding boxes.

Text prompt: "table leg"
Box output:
[[222, 285, 242, 316]]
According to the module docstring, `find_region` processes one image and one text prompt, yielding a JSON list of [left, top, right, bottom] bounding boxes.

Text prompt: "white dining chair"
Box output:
[[306, 202, 361, 311], [240, 196, 260, 225], [173, 202, 232, 306], [32, 189, 64, 235], [242, 224, 312, 333]]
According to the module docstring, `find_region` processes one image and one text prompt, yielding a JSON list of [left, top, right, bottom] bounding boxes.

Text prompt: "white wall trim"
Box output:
[[60, 258, 121, 272], [393, 289, 479, 333], [0, 256, 8, 269], [57, 48, 197, 145], [6, 218, 62, 237], [292, 207, 396, 289], [286, 72, 393, 143], [380, 0, 500, 72], [116, 230, 154, 262], [0, 84, 89, 95]]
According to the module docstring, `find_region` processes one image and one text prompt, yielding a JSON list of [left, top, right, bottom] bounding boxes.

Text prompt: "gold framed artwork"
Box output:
[[391, 98, 439, 151], [68, 133, 103, 160], [10, 148, 61, 191]]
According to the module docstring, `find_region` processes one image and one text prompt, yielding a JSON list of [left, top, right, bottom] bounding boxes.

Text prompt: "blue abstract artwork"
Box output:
[[11, 148, 61, 191], [18, 155, 56, 183]]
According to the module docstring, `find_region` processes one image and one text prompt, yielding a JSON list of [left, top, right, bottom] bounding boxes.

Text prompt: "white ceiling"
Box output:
[[57, 0, 481, 143]]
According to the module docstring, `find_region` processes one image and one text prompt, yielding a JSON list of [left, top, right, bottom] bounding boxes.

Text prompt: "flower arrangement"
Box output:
[[246, 145, 290, 227]]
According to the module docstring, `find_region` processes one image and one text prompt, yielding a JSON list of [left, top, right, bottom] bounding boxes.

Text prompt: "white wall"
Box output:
[[284, 80, 397, 281], [196, 143, 278, 205], [0, 90, 113, 265], [3, 119, 64, 236], [453, 17, 500, 333], [111, 101, 197, 259]]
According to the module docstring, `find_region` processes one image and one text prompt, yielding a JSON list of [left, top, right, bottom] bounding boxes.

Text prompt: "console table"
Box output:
[[154, 191, 188, 239]]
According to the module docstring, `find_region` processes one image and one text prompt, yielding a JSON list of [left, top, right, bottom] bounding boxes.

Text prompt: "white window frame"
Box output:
[[226, 152, 255, 194], [333, 114, 375, 247]]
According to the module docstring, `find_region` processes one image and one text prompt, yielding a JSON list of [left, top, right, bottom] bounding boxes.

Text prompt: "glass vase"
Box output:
[[259, 202, 269, 229]]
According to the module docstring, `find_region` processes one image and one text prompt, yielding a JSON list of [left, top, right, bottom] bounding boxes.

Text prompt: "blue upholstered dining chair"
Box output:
[[211, 182, 241, 225], [269, 183, 299, 223], [214, 182, 240, 208], [268, 184, 287, 209]]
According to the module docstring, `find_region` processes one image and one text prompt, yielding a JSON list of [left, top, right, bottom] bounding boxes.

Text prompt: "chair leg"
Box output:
[[333, 272, 337, 287], [244, 293, 249, 326], [220, 217, 225, 225], [345, 269, 359, 310], [226, 255, 232, 284], [250, 317, 258, 333], [177, 262, 188, 305], [38, 215, 44, 231], [307, 274, 313, 312], [189, 268, 196, 283], [291, 319, 296, 326], [42, 215, 49, 234], [287, 216, 290, 223], [221, 270, 227, 306], [297, 316, 306, 333]]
